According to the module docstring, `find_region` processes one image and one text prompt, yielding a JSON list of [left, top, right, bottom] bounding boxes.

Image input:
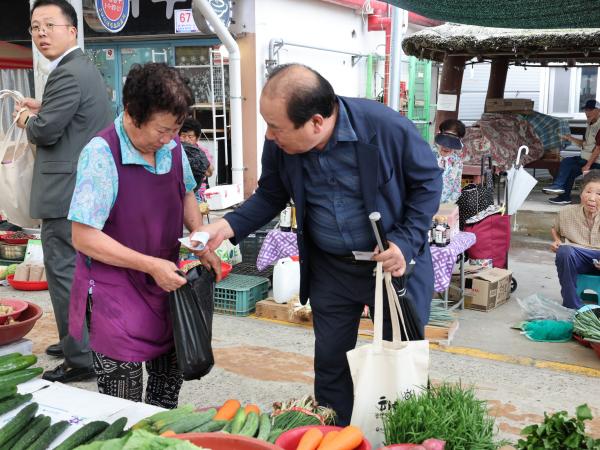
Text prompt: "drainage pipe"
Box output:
[[192, 0, 244, 188]]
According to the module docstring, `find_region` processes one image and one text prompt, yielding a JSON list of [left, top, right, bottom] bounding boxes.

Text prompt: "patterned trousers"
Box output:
[[91, 349, 184, 409]]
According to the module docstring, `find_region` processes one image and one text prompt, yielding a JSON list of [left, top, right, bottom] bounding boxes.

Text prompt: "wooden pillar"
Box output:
[[434, 55, 466, 129], [486, 57, 509, 102]]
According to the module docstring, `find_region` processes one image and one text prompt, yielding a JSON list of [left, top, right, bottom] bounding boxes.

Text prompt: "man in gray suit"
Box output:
[[16, 0, 111, 382]]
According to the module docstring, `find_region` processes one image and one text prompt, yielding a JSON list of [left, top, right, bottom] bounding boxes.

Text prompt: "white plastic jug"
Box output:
[[273, 256, 300, 304]]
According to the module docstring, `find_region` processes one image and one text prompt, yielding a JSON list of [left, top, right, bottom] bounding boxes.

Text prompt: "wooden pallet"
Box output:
[[255, 299, 459, 344]]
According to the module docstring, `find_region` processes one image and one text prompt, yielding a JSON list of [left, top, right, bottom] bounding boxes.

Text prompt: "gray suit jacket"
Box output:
[[26, 48, 112, 219]]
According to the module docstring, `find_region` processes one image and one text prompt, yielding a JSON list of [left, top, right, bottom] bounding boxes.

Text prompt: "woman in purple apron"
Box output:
[[67, 63, 221, 408]]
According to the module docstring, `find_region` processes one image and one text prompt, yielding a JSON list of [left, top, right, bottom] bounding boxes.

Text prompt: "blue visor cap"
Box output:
[[435, 132, 463, 150]]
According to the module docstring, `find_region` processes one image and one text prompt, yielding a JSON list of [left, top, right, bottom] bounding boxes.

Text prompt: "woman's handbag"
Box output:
[[347, 262, 430, 448], [0, 91, 40, 228], [456, 155, 494, 229]]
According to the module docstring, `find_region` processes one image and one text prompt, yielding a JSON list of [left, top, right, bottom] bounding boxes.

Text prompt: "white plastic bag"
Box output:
[[0, 90, 39, 228], [516, 293, 576, 322], [214, 239, 242, 265], [347, 262, 429, 448]]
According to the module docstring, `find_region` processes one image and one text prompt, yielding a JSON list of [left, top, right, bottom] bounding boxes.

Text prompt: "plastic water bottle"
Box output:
[[273, 256, 300, 304]]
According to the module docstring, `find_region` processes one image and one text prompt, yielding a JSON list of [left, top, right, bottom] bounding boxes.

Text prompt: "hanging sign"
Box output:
[[175, 9, 199, 34], [83, 0, 130, 33]]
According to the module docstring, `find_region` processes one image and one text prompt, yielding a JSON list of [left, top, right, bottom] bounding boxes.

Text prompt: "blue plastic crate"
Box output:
[[214, 274, 270, 316]]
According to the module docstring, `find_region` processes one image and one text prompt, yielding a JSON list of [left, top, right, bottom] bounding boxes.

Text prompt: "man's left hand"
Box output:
[[373, 241, 406, 277], [13, 108, 32, 129]]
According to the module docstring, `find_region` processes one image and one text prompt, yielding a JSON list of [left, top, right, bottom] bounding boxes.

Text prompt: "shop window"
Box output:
[[548, 66, 600, 116], [174, 46, 229, 106]]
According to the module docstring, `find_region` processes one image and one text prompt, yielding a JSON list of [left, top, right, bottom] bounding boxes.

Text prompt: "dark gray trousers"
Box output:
[[41, 218, 92, 369]]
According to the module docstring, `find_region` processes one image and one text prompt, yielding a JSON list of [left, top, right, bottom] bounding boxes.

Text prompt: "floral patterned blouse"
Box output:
[[432, 146, 463, 203]]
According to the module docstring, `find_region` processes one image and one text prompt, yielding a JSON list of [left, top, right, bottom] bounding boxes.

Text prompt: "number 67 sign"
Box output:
[[174, 8, 200, 33]]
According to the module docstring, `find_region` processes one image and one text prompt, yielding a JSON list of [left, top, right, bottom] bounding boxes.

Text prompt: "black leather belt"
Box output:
[[329, 253, 375, 265]]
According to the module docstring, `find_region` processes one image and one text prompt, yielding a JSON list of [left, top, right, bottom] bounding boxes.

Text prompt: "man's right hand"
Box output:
[[550, 240, 561, 253], [17, 98, 42, 114], [147, 258, 187, 292], [191, 219, 235, 254]]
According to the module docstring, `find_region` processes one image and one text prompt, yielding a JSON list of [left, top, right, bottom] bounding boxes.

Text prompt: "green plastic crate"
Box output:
[[214, 274, 270, 316]]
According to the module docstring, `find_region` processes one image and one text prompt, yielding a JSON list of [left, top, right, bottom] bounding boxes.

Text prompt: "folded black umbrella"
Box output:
[[369, 212, 425, 341]]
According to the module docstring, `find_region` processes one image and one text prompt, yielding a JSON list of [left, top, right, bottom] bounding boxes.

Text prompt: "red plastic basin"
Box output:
[[276, 426, 371, 450], [0, 299, 28, 325], [7, 275, 48, 291], [0, 302, 43, 345], [174, 432, 281, 450]]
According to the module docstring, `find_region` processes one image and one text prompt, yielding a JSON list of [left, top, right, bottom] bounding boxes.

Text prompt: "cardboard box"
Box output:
[[450, 267, 512, 311], [204, 184, 243, 210], [485, 98, 533, 113]]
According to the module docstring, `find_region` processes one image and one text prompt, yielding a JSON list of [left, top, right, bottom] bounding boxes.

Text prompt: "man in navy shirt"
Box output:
[[199, 64, 442, 424]]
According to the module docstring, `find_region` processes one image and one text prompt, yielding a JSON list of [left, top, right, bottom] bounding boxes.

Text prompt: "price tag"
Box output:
[[175, 9, 199, 34]]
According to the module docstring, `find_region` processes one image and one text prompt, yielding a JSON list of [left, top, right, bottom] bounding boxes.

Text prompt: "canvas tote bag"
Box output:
[[347, 262, 429, 448], [0, 100, 40, 228]]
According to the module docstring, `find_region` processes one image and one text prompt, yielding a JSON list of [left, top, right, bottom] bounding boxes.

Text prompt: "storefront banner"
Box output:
[[83, 0, 131, 33]]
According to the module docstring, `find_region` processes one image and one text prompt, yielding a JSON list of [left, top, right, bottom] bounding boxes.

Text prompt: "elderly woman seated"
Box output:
[[432, 119, 466, 204], [551, 169, 600, 309]]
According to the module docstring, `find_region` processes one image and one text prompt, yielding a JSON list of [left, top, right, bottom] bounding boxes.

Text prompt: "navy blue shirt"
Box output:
[[302, 99, 376, 255]]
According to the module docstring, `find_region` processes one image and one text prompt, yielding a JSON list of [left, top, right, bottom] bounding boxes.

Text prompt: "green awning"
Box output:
[[382, 1, 600, 29]]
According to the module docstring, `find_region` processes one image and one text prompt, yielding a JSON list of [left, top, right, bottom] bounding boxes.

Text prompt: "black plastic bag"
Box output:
[[170, 265, 215, 380]]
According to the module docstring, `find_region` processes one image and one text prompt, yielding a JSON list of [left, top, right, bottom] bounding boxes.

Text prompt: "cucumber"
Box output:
[[12, 414, 51, 450], [0, 385, 17, 402], [238, 412, 259, 437], [29, 420, 70, 450], [159, 409, 216, 434], [256, 413, 272, 441], [230, 407, 247, 434], [151, 405, 197, 431], [192, 419, 228, 433], [91, 417, 128, 442], [221, 420, 233, 433], [0, 353, 21, 364], [0, 402, 38, 446], [1, 419, 33, 450], [0, 355, 37, 376], [0, 367, 43, 386], [0, 393, 33, 417], [54, 420, 109, 450]]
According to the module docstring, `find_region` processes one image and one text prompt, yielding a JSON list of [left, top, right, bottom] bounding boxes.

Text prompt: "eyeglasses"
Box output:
[[28, 23, 73, 35]]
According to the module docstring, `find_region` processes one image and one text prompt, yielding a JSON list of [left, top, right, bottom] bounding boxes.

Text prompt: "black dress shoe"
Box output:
[[42, 364, 96, 383], [45, 343, 63, 357]]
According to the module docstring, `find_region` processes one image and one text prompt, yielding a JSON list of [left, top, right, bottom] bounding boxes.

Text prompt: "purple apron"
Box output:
[[69, 124, 185, 362]]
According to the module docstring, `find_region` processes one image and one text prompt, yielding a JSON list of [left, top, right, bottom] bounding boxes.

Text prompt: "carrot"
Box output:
[[296, 427, 324, 450], [317, 431, 340, 450], [244, 404, 261, 415], [214, 399, 241, 421], [160, 430, 176, 437], [318, 425, 363, 450]]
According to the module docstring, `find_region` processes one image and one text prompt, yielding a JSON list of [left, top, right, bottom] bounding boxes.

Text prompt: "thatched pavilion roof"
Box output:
[[382, 0, 600, 30], [402, 23, 600, 65]]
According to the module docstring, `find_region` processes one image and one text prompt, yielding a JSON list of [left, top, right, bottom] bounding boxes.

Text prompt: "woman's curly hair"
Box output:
[[122, 63, 193, 127]]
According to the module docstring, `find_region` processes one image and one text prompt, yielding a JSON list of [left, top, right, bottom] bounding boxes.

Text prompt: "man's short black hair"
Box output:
[[31, 0, 78, 29], [123, 63, 193, 127], [582, 169, 600, 191], [267, 64, 337, 129], [439, 119, 466, 138], [180, 118, 202, 138]]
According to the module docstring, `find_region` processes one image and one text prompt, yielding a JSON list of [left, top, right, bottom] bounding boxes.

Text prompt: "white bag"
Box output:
[[347, 262, 429, 448], [0, 92, 40, 228]]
